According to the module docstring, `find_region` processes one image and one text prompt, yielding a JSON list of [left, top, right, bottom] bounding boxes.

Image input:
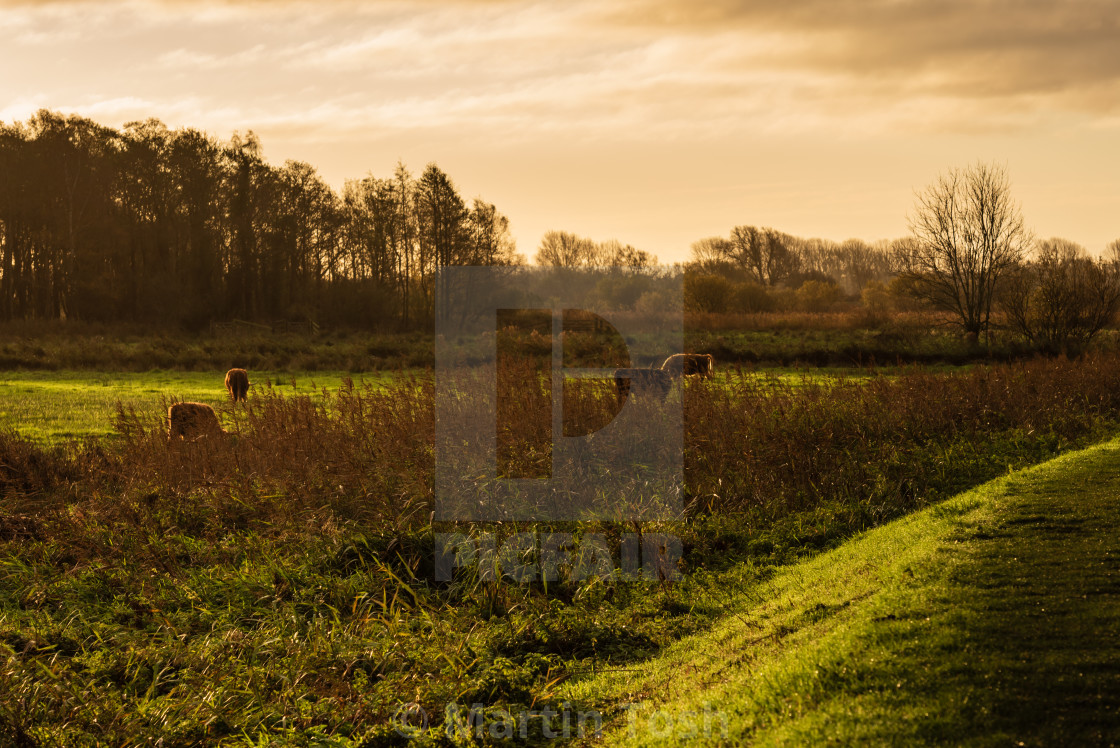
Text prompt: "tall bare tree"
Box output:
[[902, 162, 1031, 335]]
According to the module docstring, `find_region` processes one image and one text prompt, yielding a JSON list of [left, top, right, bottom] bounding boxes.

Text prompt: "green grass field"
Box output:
[[0, 371, 401, 442], [565, 436, 1120, 745], [0, 367, 882, 444]]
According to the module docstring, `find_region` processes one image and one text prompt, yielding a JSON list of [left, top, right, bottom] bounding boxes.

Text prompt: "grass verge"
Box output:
[[567, 436, 1120, 746]]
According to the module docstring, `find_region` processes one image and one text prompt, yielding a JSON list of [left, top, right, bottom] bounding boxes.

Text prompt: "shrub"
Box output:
[[730, 281, 777, 313], [796, 280, 844, 313], [684, 274, 734, 313]]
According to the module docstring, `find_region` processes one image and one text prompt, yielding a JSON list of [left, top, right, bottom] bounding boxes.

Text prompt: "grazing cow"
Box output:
[[168, 402, 226, 443], [224, 368, 250, 402], [613, 367, 671, 406], [660, 353, 714, 379]]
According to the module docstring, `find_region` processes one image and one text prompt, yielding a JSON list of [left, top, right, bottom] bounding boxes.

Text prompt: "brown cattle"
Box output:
[[660, 353, 714, 379], [613, 367, 671, 406], [224, 368, 250, 402], [168, 402, 226, 443]]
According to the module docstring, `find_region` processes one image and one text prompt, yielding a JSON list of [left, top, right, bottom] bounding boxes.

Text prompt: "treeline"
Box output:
[[681, 227, 905, 315], [0, 111, 519, 329], [531, 227, 909, 315], [682, 218, 1120, 355], [690, 227, 898, 292]]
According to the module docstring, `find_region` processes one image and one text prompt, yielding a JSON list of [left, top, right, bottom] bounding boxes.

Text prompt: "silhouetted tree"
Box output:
[[1000, 238, 1120, 355], [535, 230, 596, 267], [689, 236, 736, 276], [416, 164, 470, 324], [596, 239, 656, 269], [902, 162, 1031, 336], [1107, 238, 1120, 264], [0, 110, 514, 330], [729, 226, 800, 286], [467, 199, 520, 267]]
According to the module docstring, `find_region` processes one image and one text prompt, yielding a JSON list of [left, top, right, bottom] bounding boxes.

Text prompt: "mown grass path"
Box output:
[[567, 438, 1120, 746]]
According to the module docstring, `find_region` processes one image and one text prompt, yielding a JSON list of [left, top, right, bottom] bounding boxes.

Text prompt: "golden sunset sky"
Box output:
[[2, 0, 1118, 262]]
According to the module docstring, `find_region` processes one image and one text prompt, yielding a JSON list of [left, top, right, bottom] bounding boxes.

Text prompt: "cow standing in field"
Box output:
[[167, 402, 226, 443], [660, 353, 714, 379], [224, 368, 250, 402], [613, 367, 671, 406]]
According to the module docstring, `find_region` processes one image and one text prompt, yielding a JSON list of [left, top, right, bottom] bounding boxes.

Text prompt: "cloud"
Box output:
[[0, 95, 51, 123], [155, 44, 266, 70], [602, 0, 1120, 113], [3, 0, 1118, 147]]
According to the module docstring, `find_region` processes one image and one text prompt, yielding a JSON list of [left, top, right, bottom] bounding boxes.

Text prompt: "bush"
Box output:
[[887, 275, 930, 312], [730, 281, 777, 313], [796, 280, 844, 313], [684, 274, 734, 313], [860, 280, 894, 325], [635, 289, 677, 317], [685, 354, 1120, 516], [0, 430, 72, 498]]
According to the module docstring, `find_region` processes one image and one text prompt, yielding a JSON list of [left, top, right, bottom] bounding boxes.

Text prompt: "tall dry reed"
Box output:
[[11, 353, 1120, 547]]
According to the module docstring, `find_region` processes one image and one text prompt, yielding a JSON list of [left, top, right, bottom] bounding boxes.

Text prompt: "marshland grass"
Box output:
[[3, 352, 1120, 743], [0, 365, 962, 445]]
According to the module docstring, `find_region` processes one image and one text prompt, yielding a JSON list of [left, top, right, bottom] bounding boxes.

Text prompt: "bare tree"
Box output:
[[729, 225, 799, 286], [1106, 238, 1120, 264], [835, 238, 891, 293], [1000, 238, 1120, 355], [534, 230, 597, 266], [902, 162, 1031, 335], [796, 237, 839, 281], [596, 238, 656, 269], [689, 236, 734, 271]]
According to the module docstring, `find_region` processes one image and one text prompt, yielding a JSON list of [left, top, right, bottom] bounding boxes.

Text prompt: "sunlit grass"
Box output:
[[712, 363, 973, 387], [571, 438, 1120, 745], [0, 370, 405, 443]]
